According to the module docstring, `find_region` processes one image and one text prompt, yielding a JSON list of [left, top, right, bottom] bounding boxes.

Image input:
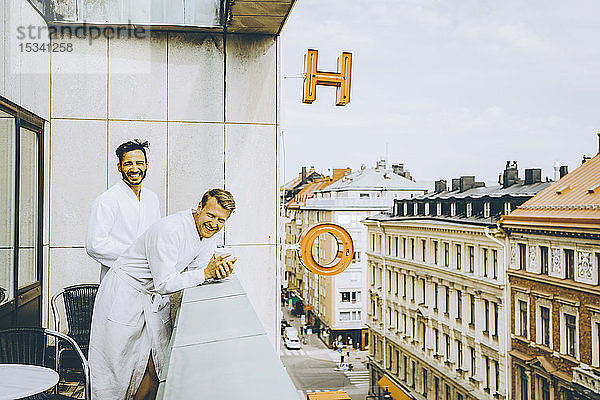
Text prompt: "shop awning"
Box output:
[[290, 295, 302, 305], [377, 376, 412, 400]]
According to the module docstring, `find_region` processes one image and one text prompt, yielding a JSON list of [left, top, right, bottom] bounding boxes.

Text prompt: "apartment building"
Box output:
[[501, 149, 600, 400], [284, 161, 426, 348], [364, 162, 551, 400]]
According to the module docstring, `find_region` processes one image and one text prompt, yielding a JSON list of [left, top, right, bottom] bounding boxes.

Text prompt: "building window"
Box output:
[[387, 270, 392, 293], [423, 368, 428, 397], [411, 317, 416, 338], [421, 279, 426, 305], [565, 249, 575, 280], [492, 302, 498, 338], [403, 356, 407, 381], [434, 377, 439, 400], [455, 244, 462, 270], [484, 356, 490, 391], [483, 248, 488, 277], [484, 299, 490, 334], [540, 246, 549, 275], [402, 237, 406, 258], [504, 201, 512, 215], [457, 340, 463, 369], [519, 366, 528, 400], [565, 313, 577, 357], [444, 243, 449, 267], [457, 290, 462, 321], [371, 234, 376, 252], [411, 360, 416, 387], [518, 244, 527, 270], [341, 292, 350, 302], [445, 334, 450, 361], [394, 272, 398, 296], [539, 376, 550, 400], [451, 202, 456, 216], [422, 239, 426, 262], [492, 250, 498, 279], [394, 237, 399, 257], [340, 311, 351, 321], [403, 274, 407, 299], [434, 283, 439, 310], [470, 346, 476, 376], [411, 238, 415, 260], [540, 306, 550, 347], [434, 241, 439, 265], [411, 276, 415, 302], [445, 384, 451, 400], [467, 246, 474, 273], [466, 202, 472, 217], [387, 235, 391, 256], [395, 310, 399, 330], [444, 287, 450, 315], [434, 328, 439, 354], [494, 360, 499, 393], [484, 201, 490, 218], [519, 300, 528, 337], [469, 294, 475, 326]]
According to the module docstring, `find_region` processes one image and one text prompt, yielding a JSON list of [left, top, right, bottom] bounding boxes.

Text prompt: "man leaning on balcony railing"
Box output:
[[88, 189, 238, 400]]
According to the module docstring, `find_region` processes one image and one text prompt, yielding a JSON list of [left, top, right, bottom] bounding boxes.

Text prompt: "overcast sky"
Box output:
[[280, 0, 600, 184]]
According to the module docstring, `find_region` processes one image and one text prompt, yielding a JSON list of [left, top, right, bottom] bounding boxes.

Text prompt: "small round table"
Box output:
[[0, 363, 60, 399]]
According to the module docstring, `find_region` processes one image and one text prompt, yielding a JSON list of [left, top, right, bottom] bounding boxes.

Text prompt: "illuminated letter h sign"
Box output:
[[303, 49, 352, 106]]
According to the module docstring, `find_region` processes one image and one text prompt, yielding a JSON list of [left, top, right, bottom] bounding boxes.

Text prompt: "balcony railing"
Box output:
[[156, 274, 297, 399]]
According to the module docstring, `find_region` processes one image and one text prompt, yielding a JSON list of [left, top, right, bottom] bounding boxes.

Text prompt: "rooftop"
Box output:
[[501, 152, 600, 230]]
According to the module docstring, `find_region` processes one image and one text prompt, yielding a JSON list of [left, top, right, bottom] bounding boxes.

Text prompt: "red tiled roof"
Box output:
[[500, 153, 600, 230], [286, 178, 332, 208]]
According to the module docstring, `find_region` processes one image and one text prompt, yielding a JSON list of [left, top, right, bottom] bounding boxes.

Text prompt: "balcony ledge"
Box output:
[[157, 274, 297, 399]]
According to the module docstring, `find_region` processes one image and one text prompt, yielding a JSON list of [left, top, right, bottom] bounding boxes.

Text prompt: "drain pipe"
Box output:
[[484, 226, 509, 397]]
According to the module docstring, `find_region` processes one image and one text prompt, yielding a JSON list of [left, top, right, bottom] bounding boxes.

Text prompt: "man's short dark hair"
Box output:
[[201, 189, 236, 212], [115, 139, 150, 164]]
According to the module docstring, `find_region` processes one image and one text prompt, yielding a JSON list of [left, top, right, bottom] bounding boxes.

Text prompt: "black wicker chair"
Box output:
[[0, 327, 90, 399], [51, 284, 99, 357]]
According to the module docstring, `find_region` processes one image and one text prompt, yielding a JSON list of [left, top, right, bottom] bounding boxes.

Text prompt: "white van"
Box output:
[[284, 327, 301, 349]]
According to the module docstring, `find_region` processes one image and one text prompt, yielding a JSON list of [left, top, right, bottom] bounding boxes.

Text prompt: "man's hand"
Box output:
[[204, 254, 237, 280]]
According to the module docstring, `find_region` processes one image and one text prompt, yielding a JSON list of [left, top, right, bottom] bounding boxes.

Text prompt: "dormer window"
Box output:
[[466, 202, 472, 218], [504, 202, 512, 215], [425, 202, 430, 215], [437, 201, 442, 216], [414, 202, 418, 215], [403, 202, 408, 216], [484, 202, 490, 218], [451, 202, 457, 217]]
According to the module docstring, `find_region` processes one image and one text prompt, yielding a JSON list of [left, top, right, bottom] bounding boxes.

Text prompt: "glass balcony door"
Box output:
[[0, 101, 44, 329]]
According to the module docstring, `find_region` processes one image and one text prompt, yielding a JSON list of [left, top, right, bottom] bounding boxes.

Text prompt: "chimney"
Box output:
[[583, 155, 592, 164], [459, 176, 475, 192], [553, 162, 560, 181], [524, 168, 542, 185], [502, 161, 519, 188], [559, 165, 568, 178], [451, 178, 460, 192], [434, 179, 447, 193], [392, 163, 405, 176], [301, 166, 307, 184]]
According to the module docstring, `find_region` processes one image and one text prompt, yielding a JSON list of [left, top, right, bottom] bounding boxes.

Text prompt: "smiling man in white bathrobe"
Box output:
[[86, 139, 161, 282], [89, 188, 237, 400]]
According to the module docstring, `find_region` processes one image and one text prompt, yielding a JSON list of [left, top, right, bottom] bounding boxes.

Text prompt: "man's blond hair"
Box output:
[[201, 188, 236, 212]]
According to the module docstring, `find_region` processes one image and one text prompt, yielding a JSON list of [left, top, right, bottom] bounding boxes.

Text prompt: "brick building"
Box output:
[[501, 146, 600, 400]]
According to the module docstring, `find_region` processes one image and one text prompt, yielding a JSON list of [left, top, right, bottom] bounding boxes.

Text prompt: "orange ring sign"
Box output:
[[298, 223, 354, 276]]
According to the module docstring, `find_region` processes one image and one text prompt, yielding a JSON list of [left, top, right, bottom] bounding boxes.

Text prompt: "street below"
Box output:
[[280, 306, 369, 400]]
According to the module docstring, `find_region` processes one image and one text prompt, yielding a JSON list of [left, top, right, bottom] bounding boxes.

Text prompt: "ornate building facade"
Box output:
[[364, 162, 551, 399], [501, 149, 600, 400]]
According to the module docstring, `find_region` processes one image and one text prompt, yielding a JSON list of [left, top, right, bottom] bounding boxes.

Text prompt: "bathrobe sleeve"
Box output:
[[145, 227, 206, 295], [86, 197, 129, 267]]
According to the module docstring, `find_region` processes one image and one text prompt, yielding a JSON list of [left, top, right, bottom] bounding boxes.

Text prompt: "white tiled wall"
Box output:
[[44, 28, 279, 344]]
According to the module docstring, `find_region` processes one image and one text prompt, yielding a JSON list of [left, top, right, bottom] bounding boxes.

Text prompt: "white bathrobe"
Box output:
[[88, 209, 217, 400], [86, 180, 161, 281]]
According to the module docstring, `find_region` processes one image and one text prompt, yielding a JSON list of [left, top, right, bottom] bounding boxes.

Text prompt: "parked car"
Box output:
[[284, 326, 298, 339], [284, 335, 301, 350]]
